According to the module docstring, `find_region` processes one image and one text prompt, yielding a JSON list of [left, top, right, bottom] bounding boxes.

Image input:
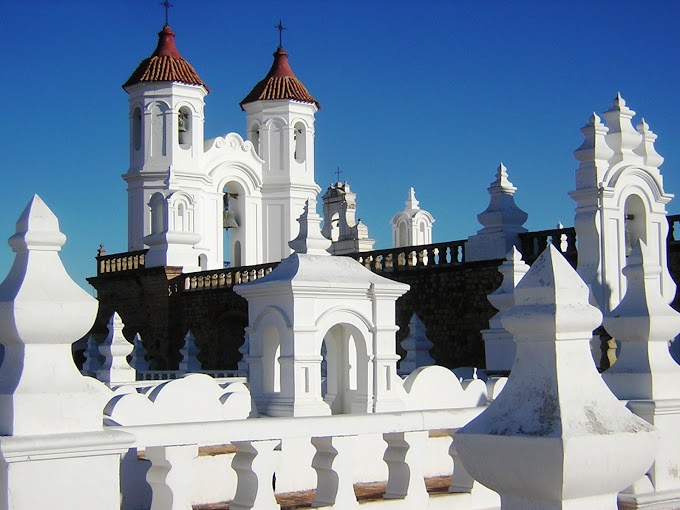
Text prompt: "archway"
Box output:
[[321, 323, 369, 415], [222, 181, 245, 268]]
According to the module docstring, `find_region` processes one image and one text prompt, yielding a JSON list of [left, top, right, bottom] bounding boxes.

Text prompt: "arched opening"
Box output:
[[330, 212, 340, 242], [178, 106, 192, 148], [248, 124, 260, 157], [624, 194, 647, 257], [132, 107, 142, 151], [177, 202, 186, 231], [151, 103, 167, 157], [321, 323, 368, 415], [222, 181, 244, 268], [419, 221, 426, 245], [263, 325, 281, 394], [269, 120, 284, 172], [398, 221, 408, 247], [198, 254, 208, 271], [149, 193, 166, 235], [294, 122, 306, 163]]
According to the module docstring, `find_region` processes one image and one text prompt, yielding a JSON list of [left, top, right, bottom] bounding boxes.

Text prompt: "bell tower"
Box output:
[[122, 23, 209, 258], [240, 33, 320, 263]]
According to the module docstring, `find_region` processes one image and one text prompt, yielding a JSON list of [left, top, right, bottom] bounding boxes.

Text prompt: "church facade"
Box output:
[[123, 25, 321, 272]]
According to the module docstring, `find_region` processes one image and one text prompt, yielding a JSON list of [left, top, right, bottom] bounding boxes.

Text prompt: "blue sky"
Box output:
[[3, 1, 680, 290]]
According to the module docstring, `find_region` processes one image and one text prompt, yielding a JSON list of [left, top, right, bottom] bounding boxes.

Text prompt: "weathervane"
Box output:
[[161, 0, 173, 26], [275, 19, 286, 48]]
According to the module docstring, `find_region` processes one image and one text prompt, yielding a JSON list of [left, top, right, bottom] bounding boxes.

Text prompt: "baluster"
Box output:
[[311, 435, 358, 508], [397, 252, 406, 267], [448, 434, 475, 493], [375, 254, 383, 271], [364, 256, 373, 269], [383, 431, 428, 502], [140, 253, 145, 266], [385, 253, 393, 269], [227, 272, 233, 286], [432, 247, 440, 265], [231, 439, 281, 510], [445, 247, 452, 264], [145, 444, 198, 510]]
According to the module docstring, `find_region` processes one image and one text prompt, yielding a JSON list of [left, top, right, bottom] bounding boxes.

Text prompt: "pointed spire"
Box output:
[[123, 25, 208, 91], [603, 240, 680, 400], [634, 118, 664, 169], [240, 47, 319, 109], [399, 314, 435, 375], [97, 312, 135, 385], [131, 333, 150, 372], [179, 330, 201, 372], [288, 197, 332, 256], [405, 187, 420, 210]]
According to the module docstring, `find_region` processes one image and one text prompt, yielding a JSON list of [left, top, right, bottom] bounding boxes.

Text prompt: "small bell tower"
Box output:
[[240, 22, 320, 263], [122, 17, 209, 255]]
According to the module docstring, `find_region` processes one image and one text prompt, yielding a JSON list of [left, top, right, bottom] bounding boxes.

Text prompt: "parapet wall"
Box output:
[[87, 218, 680, 371]]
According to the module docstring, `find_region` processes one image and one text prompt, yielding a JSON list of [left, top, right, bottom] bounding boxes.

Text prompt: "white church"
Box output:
[[122, 23, 434, 273]]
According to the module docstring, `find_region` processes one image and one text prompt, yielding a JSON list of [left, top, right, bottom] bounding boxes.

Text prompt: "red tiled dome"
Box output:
[[123, 26, 208, 91], [240, 47, 319, 110]]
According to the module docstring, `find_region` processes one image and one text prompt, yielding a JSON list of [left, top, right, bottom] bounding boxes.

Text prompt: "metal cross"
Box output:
[[334, 166, 342, 182], [161, 0, 173, 26], [276, 20, 286, 48]]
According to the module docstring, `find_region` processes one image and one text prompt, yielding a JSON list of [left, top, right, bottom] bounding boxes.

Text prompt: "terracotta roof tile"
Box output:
[[240, 47, 319, 110], [123, 26, 208, 91]]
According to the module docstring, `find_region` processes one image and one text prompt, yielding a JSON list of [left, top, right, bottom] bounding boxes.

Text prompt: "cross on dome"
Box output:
[[161, 0, 173, 26], [276, 19, 286, 48]]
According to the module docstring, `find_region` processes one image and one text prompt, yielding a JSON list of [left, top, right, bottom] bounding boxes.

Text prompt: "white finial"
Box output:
[[131, 333, 150, 372], [288, 197, 332, 255], [399, 314, 435, 375], [457, 245, 657, 509], [601, 92, 642, 164], [405, 187, 420, 210], [97, 312, 135, 385], [0, 195, 105, 434], [613, 91, 626, 108], [179, 330, 201, 372], [634, 117, 664, 168]]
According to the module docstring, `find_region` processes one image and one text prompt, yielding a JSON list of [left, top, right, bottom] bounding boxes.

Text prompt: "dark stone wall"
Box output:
[[88, 258, 505, 370]]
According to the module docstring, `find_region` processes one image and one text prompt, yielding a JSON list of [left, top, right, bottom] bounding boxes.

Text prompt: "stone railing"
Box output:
[[183, 262, 278, 291], [137, 370, 244, 381], [97, 249, 148, 276], [518, 226, 577, 265], [110, 407, 496, 509], [347, 239, 467, 273]]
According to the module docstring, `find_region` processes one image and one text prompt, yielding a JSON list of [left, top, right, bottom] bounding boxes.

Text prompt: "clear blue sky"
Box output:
[[3, 1, 680, 291]]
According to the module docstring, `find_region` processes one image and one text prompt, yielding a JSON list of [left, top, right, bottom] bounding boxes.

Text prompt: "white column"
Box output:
[[231, 439, 281, 510], [311, 435, 358, 508], [383, 431, 428, 503], [146, 444, 198, 510]]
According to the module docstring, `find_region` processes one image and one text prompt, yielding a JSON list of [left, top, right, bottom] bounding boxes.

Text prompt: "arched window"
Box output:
[[149, 193, 166, 234], [178, 106, 191, 148], [624, 194, 647, 256], [399, 221, 408, 247], [151, 104, 167, 157], [177, 202, 186, 231], [132, 107, 142, 151], [294, 122, 306, 163]]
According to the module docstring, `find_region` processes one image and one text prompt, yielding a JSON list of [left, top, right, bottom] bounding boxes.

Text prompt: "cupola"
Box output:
[[123, 25, 208, 91], [240, 47, 319, 109]]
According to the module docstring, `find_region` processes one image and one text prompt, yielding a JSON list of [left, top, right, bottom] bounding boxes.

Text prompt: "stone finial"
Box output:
[[405, 187, 420, 210], [97, 244, 106, 257], [289, 197, 332, 255], [482, 246, 530, 373], [97, 312, 135, 385], [456, 245, 657, 509], [0, 195, 108, 435], [478, 163, 527, 231], [487, 246, 529, 328], [237, 331, 250, 376], [82, 333, 104, 376], [634, 118, 665, 169], [466, 163, 528, 261], [601, 93, 643, 165], [573, 112, 614, 190], [398, 314, 435, 375], [179, 330, 201, 372], [603, 240, 680, 400], [131, 333, 149, 372]]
